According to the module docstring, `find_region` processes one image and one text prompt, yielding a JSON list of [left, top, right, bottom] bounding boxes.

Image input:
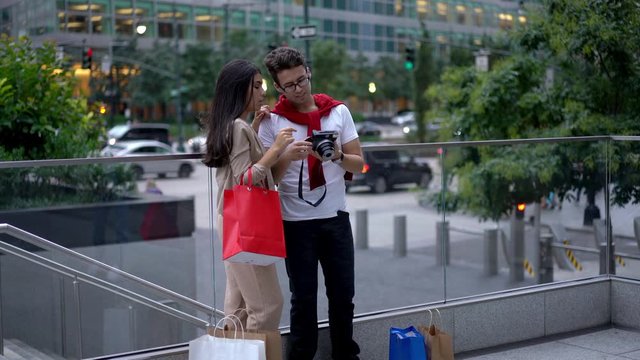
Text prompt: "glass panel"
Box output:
[[0, 158, 218, 331], [0, 257, 78, 358], [609, 139, 640, 279], [440, 140, 607, 300], [346, 146, 444, 313]]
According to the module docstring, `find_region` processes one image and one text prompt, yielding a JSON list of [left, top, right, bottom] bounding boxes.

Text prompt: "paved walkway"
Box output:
[[458, 327, 640, 360]]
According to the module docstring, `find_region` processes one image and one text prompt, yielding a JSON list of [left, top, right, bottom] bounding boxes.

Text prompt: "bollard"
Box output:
[[393, 215, 407, 257], [599, 242, 616, 275], [355, 209, 368, 250], [510, 215, 524, 282], [538, 233, 554, 284], [436, 221, 450, 265], [483, 229, 498, 276]]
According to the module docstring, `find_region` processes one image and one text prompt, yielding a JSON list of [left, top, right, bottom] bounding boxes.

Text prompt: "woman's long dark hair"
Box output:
[[203, 59, 260, 167]]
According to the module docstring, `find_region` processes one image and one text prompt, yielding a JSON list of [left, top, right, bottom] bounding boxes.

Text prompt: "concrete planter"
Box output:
[[0, 194, 195, 248]]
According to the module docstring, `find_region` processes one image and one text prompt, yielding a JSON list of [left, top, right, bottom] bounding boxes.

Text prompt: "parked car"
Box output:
[[100, 140, 194, 179], [355, 121, 383, 137], [391, 111, 415, 126], [348, 148, 432, 193], [187, 135, 206, 153], [105, 123, 171, 147]]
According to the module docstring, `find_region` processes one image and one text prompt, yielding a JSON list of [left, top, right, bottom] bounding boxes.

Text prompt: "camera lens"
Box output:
[[315, 140, 335, 160]]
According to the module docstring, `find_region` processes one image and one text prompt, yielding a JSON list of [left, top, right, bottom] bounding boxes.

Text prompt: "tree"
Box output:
[[0, 36, 100, 160], [0, 36, 135, 209], [426, 1, 640, 223], [310, 40, 349, 99]]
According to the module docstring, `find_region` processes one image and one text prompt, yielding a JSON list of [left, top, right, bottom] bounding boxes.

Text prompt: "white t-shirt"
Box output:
[[259, 104, 359, 221]]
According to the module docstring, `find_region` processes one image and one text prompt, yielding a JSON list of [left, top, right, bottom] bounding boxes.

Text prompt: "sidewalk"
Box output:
[[458, 327, 640, 360]]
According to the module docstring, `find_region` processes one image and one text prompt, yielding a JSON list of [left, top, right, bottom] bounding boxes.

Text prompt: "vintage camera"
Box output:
[[309, 130, 338, 160]]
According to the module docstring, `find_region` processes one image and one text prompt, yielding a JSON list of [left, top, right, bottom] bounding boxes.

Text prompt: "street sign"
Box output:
[[291, 25, 317, 39]]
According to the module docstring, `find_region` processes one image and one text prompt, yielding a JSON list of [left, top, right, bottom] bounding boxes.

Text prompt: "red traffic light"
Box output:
[[516, 203, 526, 212]]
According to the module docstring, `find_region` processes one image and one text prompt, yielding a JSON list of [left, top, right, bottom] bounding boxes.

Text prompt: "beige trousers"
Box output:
[[217, 215, 283, 330], [224, 261, 284, 330]]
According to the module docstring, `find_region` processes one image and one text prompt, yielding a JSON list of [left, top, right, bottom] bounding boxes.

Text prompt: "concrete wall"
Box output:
[[107, 277, 640, 360]]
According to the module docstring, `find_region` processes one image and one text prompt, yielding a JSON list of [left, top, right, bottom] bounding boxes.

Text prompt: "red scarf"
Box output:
[[272, 94, 349, 191]]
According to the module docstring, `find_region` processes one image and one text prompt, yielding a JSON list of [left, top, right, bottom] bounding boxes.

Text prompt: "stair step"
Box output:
[[4, 339, 65, 360]]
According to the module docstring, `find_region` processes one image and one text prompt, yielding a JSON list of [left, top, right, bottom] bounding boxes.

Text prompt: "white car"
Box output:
[[100, 140, 194, 179], [391, 111, 415, 126]]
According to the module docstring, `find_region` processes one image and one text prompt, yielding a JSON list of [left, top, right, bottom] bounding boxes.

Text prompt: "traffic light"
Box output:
[[404, 47, 415, 71], [515, 202, 526, 219], [82, 47, 92, 69]]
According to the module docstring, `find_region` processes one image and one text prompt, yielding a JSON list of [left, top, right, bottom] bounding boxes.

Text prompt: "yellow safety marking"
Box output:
[[563, 240, 583, 271], [523, 258, 535, 277], [616, 256, 626, 267]]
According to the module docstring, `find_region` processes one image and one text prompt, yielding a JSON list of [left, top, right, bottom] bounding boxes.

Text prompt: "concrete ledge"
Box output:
[[612, 278, 640, 329]]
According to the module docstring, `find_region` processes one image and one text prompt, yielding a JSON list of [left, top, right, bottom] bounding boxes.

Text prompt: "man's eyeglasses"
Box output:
[[281, 76, 310, 93]]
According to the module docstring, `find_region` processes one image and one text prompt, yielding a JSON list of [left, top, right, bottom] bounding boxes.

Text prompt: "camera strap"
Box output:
[[298, 159, 327, 207]]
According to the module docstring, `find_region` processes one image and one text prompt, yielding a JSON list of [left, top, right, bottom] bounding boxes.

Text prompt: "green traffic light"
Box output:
[[404, 61, 414, 70]]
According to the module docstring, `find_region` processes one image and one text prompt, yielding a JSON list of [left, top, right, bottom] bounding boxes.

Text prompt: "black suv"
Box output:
[[348, 149, 432, 193]]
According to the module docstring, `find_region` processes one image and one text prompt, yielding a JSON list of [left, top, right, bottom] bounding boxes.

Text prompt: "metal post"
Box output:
[[510, 214, 524, 282], [599, 242, 615, 275], [0, 254, 3, 356], [173, 5, 184, 152], [303, 0, 311, 69], [483, 229, 498, 276], [72, 278, 83, 360], [393, 215, 407, 257], [538, 233, 554, 283], [128, 305, 137, 349], [436, 221, 449, 265], [355, 209, 368, 250]]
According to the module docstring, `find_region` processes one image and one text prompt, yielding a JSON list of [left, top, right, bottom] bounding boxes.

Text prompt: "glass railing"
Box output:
[[1, 135, 639, 357]]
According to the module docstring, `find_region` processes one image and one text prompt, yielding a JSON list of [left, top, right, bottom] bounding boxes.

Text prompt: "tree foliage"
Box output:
[[0, 36, 101, 160], [427, 0, 640, 221], [0, 36, 135, 209]]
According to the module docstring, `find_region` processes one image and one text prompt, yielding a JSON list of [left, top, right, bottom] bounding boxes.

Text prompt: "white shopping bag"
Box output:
[[188, 314, 266, 360], [188, 334, 262, 360]]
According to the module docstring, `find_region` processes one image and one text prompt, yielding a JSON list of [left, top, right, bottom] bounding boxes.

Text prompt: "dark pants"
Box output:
[[284, 211, 360, 360]]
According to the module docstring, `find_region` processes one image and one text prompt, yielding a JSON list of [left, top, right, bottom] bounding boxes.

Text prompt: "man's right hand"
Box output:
[[283, 140, 313, 161]]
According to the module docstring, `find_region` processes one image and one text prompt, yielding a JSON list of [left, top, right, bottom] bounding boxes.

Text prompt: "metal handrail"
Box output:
[[0, 224, 224, 318], [3, 135, 639, 170], [0, 240, 210, 329]]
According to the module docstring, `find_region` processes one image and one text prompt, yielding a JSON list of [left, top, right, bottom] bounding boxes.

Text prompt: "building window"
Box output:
[[497, 12, 513, 30], [456, 4, 466, 24], [473, 7, 483, 27], [337, 20, 346, 34], [323, 19, 333, 32], [351, 22, 359, 35], [416, 0, 429, 19], [349, 37, 359, 51], [436, 2, 447, 22], [395, 0, 404, 16]]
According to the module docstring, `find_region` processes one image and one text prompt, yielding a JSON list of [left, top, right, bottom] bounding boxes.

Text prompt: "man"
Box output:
[[260, 47, 363, 360]]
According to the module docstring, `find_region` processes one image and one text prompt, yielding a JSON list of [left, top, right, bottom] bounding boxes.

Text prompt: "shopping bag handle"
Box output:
[[427, 308, 443, 328], [214, 314, 246, 340]]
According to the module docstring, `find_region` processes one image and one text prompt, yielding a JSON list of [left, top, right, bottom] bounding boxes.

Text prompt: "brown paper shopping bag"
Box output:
[[209, 327, 282, 360], [418, 309, 454, 360]]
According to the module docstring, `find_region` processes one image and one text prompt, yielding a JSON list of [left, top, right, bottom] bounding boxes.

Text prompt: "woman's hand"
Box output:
[[273, 127, 296, 153], [252, 105, 271, 132]]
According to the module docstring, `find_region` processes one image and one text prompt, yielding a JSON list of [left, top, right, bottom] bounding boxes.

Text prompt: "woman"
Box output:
[[203, 59, 295, 330]]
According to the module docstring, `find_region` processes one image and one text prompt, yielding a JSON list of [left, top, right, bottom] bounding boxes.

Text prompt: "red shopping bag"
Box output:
[[223, 168, 286, 265]]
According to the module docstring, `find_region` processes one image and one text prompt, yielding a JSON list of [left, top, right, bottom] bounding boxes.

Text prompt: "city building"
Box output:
[[1, 0, 531, 65]]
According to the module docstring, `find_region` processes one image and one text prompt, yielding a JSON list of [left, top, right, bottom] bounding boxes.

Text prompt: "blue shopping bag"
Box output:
[[389, 326, 428, 360]]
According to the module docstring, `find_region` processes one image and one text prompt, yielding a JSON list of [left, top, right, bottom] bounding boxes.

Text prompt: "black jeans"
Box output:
[[284, 211, 360, 360]]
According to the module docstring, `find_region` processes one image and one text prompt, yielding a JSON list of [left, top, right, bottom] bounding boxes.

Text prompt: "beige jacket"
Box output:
[[215, 119, 275, 216]]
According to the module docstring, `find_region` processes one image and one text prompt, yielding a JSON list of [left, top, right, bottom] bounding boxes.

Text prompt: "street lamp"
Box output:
[[136, 24, 147, 35]]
